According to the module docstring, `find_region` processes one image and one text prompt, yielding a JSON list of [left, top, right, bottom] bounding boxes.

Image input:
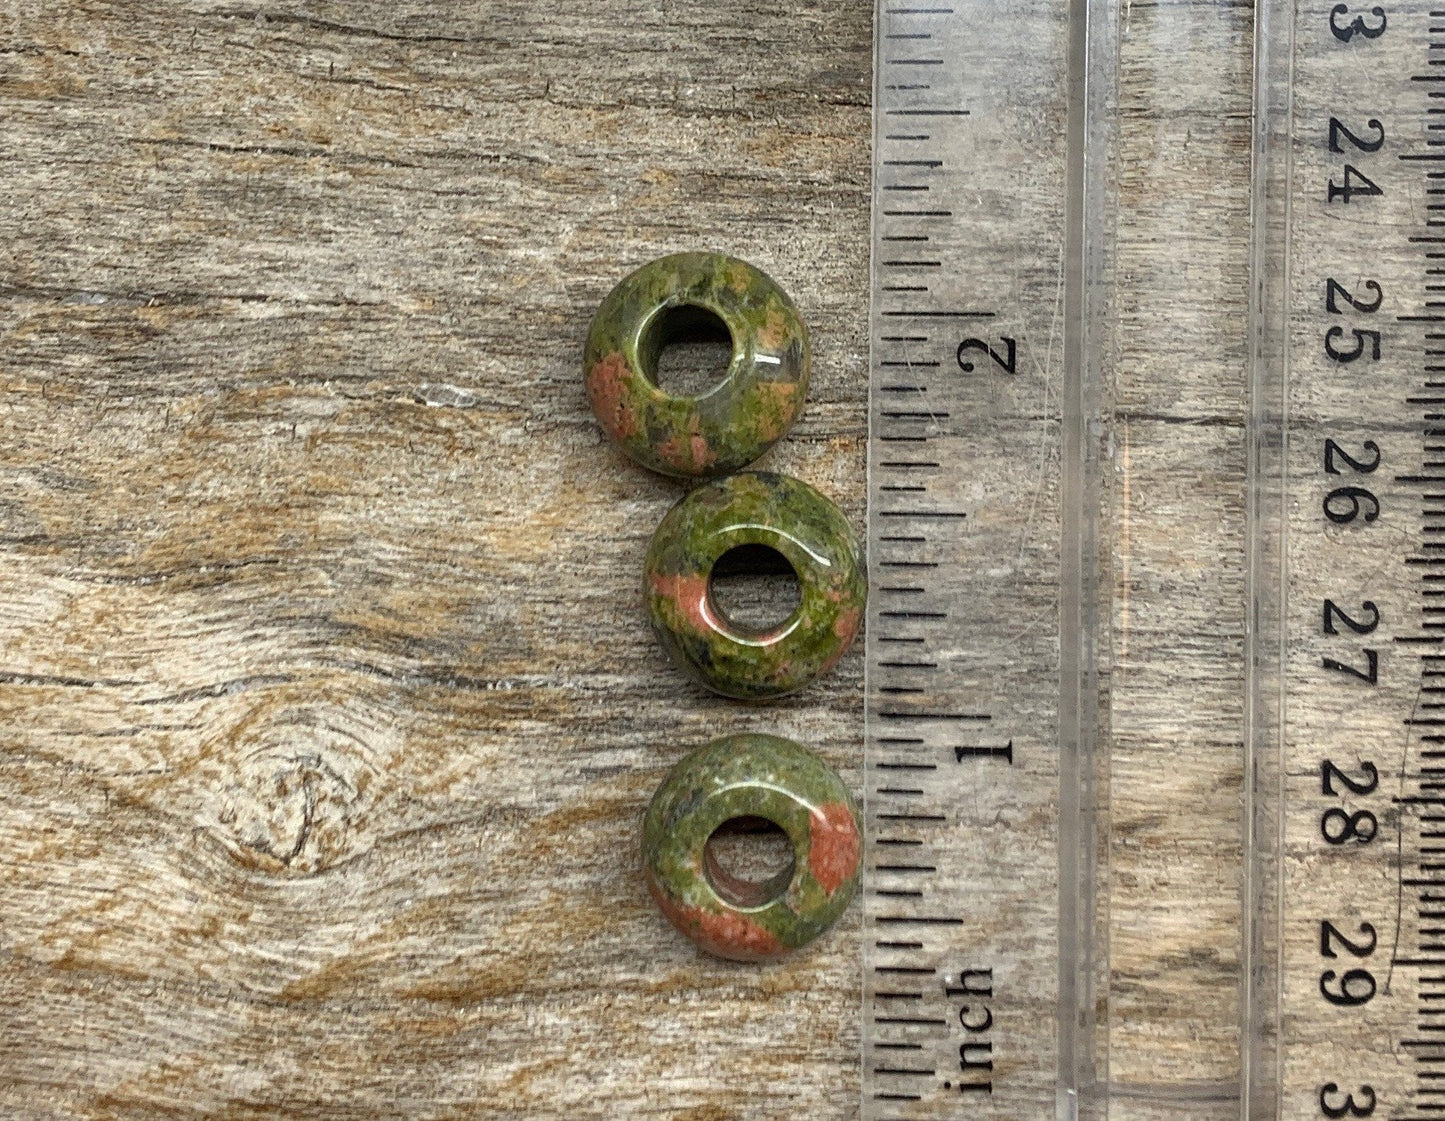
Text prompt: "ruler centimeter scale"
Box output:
[[1250, 1, 1445, 1119], [863, 0, 1108, 1117]]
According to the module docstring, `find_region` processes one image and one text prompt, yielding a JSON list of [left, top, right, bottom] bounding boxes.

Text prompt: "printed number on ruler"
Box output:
[[1318, 5, 1389, 1119]]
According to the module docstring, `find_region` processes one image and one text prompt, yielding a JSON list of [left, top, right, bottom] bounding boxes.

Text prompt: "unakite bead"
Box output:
[[583, 252, 810, 478], [643, 734, 862, 962], [645, 471, 866, 700]]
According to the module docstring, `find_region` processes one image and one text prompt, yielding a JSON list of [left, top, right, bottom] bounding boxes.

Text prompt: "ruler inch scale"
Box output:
[[863, 0, 1113, 1118]]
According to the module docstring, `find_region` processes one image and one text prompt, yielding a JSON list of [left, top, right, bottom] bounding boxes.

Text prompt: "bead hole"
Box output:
[[640, 303, 735, 398], [709, 544, 801, 635], [703, 816, 796, 909]]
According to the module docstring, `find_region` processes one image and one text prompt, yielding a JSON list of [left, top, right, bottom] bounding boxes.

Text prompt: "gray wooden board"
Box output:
[[0, 0, 1264, 1117], [1105, 0, 1254, 1113]]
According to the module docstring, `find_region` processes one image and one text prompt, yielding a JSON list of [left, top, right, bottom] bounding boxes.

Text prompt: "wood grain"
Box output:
[[0, 0, 1263, 1117], [0, 2, 871, 1117], [1104, 0, 1255, 1113]]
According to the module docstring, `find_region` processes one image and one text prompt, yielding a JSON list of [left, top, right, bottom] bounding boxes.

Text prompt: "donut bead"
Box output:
[[584, 252, 810, 477], [644, 471, 866, 700], [642, 733, 862, 962]]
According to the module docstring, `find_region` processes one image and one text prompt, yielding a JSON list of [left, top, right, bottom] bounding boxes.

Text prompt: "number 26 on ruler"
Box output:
[[1316, 5, 1387, 1119]]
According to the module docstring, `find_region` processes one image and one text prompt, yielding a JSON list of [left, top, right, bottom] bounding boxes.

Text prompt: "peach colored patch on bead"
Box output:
[[649, 571, 720, 637], [586, 351, 640, 440], [808, 802, 861, 896], [757, 308, 791, 350], [752, 380, 800, 443], [656, 415, 715, 474], [646, 873, 785, 961], [815, 606, 863, 677]]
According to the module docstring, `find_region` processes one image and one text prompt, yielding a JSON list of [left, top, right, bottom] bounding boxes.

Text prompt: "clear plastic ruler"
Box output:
[[862, 0, 1112, 1118], [868, 0, 1445, 1118], [1248, 1, 1445, 1119]]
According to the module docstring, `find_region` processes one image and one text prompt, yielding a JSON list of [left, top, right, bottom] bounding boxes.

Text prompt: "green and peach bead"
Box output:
[[645, 471, 867, 700], [642, 733, 863, 962], [584, 252, 810, 478]]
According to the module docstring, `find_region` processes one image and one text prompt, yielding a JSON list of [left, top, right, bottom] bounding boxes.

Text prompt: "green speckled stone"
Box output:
[[583, 252, 810, 478], [645, 471, 866, 700], [643, 734, 862, 962]]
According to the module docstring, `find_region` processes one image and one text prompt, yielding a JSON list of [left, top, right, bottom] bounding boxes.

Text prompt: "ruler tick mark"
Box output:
[[874, 915, 963, 925], [881, 309, 994, 317], [955, 741, 1015, 763], [879, 710, 991, 721]]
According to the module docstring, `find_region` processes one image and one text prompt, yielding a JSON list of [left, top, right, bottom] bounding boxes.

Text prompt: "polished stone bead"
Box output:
[[583, 252, 809, 478], [644, 471, 866, 700], [642, 733, 862, 962]]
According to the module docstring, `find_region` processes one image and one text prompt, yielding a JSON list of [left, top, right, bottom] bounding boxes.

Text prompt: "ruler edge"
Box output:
[[1241, 0, 1295, 1115]]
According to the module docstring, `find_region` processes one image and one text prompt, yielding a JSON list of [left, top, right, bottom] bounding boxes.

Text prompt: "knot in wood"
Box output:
[[207, 701, 385, 877]]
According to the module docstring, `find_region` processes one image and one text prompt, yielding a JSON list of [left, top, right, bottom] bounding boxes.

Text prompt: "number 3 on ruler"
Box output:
[[1319, 1082, 1376, 1118], [1329, 4, 1387, 42]]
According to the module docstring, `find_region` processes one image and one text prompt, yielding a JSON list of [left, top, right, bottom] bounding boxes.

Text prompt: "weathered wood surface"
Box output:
[[1104, 1, 1255, 1115], [0, 0, 1258, 1117]]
